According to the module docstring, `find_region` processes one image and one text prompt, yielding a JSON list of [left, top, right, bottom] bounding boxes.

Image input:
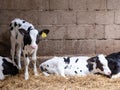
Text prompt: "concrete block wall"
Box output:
[[0, 0, 120, 56]]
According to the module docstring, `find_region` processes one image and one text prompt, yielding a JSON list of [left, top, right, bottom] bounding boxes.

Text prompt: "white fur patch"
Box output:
[[98, 54, 111, 75]]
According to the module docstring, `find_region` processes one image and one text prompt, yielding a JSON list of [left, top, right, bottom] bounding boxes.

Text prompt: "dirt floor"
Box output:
[[1, 56, 120, 90]]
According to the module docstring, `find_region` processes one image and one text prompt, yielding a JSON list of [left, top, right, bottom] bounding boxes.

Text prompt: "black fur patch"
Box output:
[[75, 59, 79, 63], [36, 34, 40, 44], [96, 60, 103, 71], [47, 65, 49, 67], [64, 57, 70, 64], [40, 66, 44, 71], [14, 22, 17, 27], [2, 58, 19, 75], [18, 24, 21, 27], [80, 70, 82, 72], [27, 26, 32, 31], [105, 52, 120, 76], [86, 63, 94, 72], [40, 66, 48, 73], [64, 65, 68, 69], [10, 27, 13, 31], [74, 71, 77, 74], [87, 56, 104, 72], [86, 57, 97, 72], [23, 21, 26, 23], [25, 54, 28, 58], [23, 33, 32, 46]]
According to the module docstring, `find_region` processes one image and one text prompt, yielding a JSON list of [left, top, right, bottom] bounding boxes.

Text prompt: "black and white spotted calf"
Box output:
[[105, 52, 120, 78], [39, 55, 111, 78], [10, 18, 49, 80], [0, 56, 18, 80]]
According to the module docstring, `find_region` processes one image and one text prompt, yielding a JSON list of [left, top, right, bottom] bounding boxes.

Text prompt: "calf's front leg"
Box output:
[[32, 50, 38, 76], [24, 54, 30, 80]]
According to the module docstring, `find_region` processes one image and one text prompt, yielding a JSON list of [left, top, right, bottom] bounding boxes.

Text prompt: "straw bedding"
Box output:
[[1, 56, 120, 90]]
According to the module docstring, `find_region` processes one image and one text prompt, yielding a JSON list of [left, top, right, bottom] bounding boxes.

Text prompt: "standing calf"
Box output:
[[40, 54, 111, 78], [10, 18, 49, 80], [0, 56, 18, 80]]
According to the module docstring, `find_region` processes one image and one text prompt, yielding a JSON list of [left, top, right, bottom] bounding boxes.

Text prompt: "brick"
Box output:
[[38, 25, 67, 39], [69, 0, 86, 10], [37, 0, 49, 10], [113, 40, 120, 53], [66, 25, 86, 39], [85, 25, 96, 39], [115, 11, 120, 24], [50, 0, 68, 10], [66, 25, 94, 39], [85, 25, 105, 39], [76, 40, 95, 55], [105, 25, 120, 39], [0, 0, 13, 9], [95, 25, 105, 39], [38, 40, 66, 56], [0, 10, 20, 25], [107, 0, 120, 9], [51, 26, 67, 39], [20, 10, 39, 25], [96, 11, 114, 24], [63, 40, 79, 55], [0, 25, 9, 36], [96, 40, 114, 55], [87, 0, 106, 10], [77, 11, 96, 24], [38, 11, 57, 25], [57, 11, 76, 25]]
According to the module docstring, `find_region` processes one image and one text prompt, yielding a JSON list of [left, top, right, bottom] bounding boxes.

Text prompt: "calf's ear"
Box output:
[[39, 29, 50, 38], [18, 29, 28, 35]]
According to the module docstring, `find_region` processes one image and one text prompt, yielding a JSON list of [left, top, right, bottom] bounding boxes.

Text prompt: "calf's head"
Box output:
[[18, 28, 49, 49], [87, 54, 111, 76], [39, 57, 59, 72]]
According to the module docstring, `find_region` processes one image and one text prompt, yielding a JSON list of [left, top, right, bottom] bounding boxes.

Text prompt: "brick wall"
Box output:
[[0, 0, 120, 56]]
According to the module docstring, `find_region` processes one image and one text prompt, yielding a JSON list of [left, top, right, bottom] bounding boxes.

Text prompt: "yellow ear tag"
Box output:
[[41, 32, 47, 38]]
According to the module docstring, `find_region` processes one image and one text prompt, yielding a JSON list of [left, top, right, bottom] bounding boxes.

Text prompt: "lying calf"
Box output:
[[40, 54, 111, 78], [106, 52, 120, 78], [0, 56, 19, 80]]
